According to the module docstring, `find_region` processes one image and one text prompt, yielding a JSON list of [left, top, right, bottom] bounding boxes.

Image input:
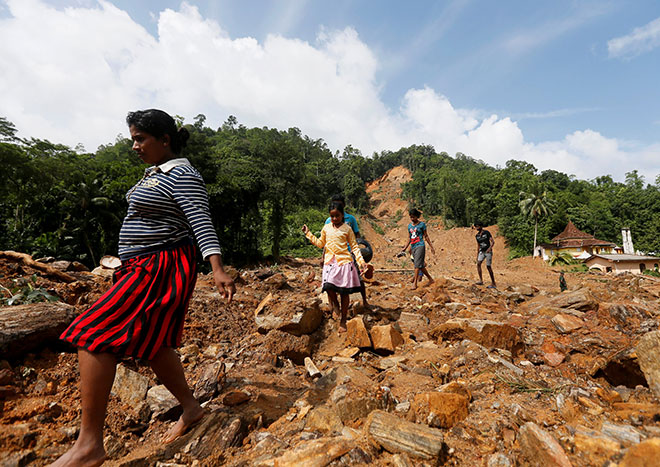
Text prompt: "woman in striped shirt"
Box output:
[[54, 109, 235, 467]]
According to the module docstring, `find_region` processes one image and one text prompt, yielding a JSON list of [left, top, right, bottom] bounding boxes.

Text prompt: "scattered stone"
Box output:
[[619, 437, 660, 467], [146, 385, 180, 420], [304, 406, 343, 434], [193, 361, 225, 402], [256, 297, 323, 336], [512, 284, 535, 296], [338, 347, 360, 358], [432, 318, 524, 356], [411, 392, 469, 428], [546, 288, 598, 312], [222, 390, 251, 407], [573, 427, 620, 466], [370, 324, 404, 353], [636, 331, 660, 398], [263, 273, 288, 289], [601, 421, 643, 445], [518, 422, 572, 467], [266, 437, 355, 466], [304, 357, 322, 378], [263, 330, 313, 365], [0, 449, 35, 467], [365, 410, 446, 460], [397, 312, 430, 340], [551, 313, 583, 334], [438, 381, 472, 401], [376, 355, 407, 370], [347, 317, 372, 348], [487, 453, 513, 467], [111, 365, 150, 410]]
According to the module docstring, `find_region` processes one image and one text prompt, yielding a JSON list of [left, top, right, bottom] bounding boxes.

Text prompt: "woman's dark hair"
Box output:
[[329, 201, 345, 215], [331, 194, 346, 207], [126, 109, 190, 155], [409, 208, 421, 218], [474, 220, 484, 228]]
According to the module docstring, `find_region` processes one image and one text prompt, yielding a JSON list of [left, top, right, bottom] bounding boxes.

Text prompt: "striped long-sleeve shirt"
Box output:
[[118, 158, 222, 261]]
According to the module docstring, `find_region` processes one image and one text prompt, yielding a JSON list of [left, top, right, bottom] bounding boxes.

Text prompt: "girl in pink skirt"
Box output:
[[302, 201, 368, 333]]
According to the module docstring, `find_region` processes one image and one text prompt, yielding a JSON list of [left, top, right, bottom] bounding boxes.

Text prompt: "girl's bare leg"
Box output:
[[49, 350, 117, 467], [149, 347, 205, 443], [327, 290, 340, 320], [338, 294, 349, 332]]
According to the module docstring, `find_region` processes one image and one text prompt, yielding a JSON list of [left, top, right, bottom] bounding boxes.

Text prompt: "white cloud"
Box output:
[[608, 16, 660, 59], [0, 0, 658, 183]]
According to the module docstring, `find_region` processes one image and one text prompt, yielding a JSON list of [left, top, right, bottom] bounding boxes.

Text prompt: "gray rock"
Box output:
[[518, 422, 571, 467], [146, 385, 181, 420], [636, 330, 660, 398], [487, 453, 513, 467], [111, 365, 150, 410], [601, 421, 643, 445], [397, 312, 430, 340]]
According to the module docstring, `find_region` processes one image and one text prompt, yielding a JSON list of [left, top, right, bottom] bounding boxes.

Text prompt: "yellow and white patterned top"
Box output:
[[306, 222, 366, 268]]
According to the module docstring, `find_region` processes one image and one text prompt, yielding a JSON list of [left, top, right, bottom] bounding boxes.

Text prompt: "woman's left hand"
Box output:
[[214, 269, 236, 303], [209, 254, 236, 303]]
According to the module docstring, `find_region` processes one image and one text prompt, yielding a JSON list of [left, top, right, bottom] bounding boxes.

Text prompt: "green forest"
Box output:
[[2, 115, 659, 267]]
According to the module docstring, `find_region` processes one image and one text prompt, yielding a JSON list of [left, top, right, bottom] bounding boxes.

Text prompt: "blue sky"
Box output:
[[1, 0, 659, 181]]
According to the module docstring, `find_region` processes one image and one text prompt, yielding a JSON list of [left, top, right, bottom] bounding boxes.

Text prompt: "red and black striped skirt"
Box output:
[[61, 242, 197, 360]]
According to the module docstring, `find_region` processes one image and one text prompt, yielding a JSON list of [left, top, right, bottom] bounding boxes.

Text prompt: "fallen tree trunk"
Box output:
[[0, 302, 78, 359], [0, 251, 76, 283]]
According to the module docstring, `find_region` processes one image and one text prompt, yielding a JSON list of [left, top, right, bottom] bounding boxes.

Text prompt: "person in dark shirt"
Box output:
[[474, 221, 496, 288]]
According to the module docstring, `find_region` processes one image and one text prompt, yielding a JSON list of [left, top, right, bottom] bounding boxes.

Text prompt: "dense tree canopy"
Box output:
[[1, 115, 658, 266]]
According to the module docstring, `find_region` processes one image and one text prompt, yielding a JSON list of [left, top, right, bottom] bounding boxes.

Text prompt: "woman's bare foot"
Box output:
[[331, 306, 340, 321], [338, 321, 347, 334], [49, 441, 106, 467], [162, 408, 206, 444]]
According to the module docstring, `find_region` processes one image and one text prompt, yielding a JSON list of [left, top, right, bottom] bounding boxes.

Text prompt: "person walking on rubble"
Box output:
[[474, 221, 496, 288], [324, 194, 370, 309], [52, 109, 235, 467], [303, 201, 369, 333], [400, 208, 435, 290]]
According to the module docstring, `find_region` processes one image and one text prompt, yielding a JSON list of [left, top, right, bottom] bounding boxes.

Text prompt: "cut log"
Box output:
[[365, 410, 446, 460], [99, 255, 121, 269], [0, 302, 78, 359], [0, 251, 76, 283]]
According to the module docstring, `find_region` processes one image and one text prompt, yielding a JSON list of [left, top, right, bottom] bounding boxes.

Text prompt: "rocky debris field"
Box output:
[[2, 166, 660, 466]]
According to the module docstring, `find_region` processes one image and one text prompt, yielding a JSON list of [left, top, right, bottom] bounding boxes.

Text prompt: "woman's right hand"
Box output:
[[302, 225, 309, 234]]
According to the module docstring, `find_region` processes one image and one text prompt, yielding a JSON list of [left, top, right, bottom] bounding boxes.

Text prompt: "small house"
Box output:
[[584, 254, 659, 275], [539, 221, 617, 261]]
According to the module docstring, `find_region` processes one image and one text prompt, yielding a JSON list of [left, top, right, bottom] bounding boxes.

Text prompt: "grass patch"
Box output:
[[369, 220, 385, 235], [496, 372, 567, 395]]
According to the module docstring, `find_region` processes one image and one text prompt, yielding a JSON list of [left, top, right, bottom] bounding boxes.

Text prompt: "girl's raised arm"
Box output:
[[303, 224, 326, 249]]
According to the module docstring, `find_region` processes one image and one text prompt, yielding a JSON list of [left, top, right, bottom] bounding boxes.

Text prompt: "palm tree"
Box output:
[[519, 188, 555, 257]]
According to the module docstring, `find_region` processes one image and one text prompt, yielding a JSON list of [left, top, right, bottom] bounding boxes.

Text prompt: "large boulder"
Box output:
[[411, 392, 469, 428], [636, 331, 660, 398], [255, 295, 323, 336], [431, 318, 524, 357]]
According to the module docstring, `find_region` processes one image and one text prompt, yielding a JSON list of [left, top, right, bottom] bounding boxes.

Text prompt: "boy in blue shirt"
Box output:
[[400, 208, 435, 290]]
